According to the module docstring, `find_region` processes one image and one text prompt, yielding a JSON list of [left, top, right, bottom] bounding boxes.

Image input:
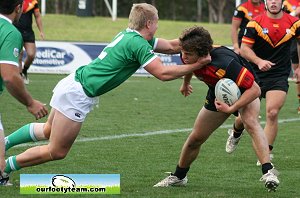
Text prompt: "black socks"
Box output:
[[262, 163, 273, 174], [233, 123, 244, 138], [174, 165, 190, 180]]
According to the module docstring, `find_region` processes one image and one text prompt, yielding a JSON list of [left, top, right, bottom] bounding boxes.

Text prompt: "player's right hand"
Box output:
[[257, 59, 275, 71], [27, 100, 48, 120]]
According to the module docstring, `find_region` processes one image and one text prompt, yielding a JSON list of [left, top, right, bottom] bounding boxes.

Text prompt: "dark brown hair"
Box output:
[[179, 26, 213, 57], [0, 0, 23, 14]]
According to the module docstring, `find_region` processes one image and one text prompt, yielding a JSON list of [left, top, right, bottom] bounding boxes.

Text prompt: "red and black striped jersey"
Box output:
[[192, 47, 255, 93], [283, 0, 300, 14], [22, 0, 39, 13], [242, 12, 300, 80], [233, 0, 265, 42], [15, 0, 39, 31]]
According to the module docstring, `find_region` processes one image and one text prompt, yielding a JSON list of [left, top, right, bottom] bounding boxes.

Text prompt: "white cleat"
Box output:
[[259, 168, 279, 192], [0, 172, 12, 186], [153, 172, 188, 187], [21, 73, 29, 85], [226, 129, 243, 154]]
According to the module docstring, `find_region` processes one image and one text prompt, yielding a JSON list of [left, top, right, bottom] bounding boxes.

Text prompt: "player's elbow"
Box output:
[[155, 74, 173, 81], [252, 83, 261, 98]]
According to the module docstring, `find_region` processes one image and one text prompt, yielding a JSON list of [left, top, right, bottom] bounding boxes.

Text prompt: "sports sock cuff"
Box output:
[[269, 145, 273, 151], [233, 123, 244, 133], [174, 165, 190, 180], [5, 156, 21, 173], [261, 163, 273, 175], [29, 123, 38, 142]]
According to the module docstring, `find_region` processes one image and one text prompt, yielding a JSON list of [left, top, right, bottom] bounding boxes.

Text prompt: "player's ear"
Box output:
[[16, 3, 22, 14]]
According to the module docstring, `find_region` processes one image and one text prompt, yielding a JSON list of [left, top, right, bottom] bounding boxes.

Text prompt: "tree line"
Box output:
[[45, 0, 244, 23]]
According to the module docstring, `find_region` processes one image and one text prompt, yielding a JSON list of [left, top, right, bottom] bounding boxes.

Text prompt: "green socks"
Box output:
[[4, 156, 21, 174], [5, 123, 37, 151]]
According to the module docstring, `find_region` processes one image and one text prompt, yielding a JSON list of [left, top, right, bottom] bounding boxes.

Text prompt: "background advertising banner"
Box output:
[[28, 41, 182, 75]]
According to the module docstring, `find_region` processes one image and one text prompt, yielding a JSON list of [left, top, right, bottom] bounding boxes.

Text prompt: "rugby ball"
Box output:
[[52, 175, 76, 188], [215, 78, 241, 106]]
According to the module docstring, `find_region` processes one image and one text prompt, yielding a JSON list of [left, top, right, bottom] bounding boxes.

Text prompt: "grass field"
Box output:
[[1, 74, 300, 197], [34, 14, 232, 45]]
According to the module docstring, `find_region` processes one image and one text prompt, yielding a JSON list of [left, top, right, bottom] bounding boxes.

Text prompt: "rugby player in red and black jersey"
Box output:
[[283, 0, 300, 113], [154, 26, 279, 192], [231, 0, 265, 54], [14, 0, 44, 84], [227, 0, 300, 166]]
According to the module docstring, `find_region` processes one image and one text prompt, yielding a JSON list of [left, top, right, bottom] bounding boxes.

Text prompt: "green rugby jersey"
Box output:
[[75, 28, 158, 97], [0, 15, 23, 94]]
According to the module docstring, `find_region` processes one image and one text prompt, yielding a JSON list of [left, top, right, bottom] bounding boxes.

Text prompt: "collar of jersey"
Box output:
[[126, 28, 141, 35], [0, 14, 12, 24]]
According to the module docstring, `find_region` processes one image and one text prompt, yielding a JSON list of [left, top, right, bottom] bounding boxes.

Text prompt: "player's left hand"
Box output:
[[215, 99, 234, 114], [180, 83, 193, 97]]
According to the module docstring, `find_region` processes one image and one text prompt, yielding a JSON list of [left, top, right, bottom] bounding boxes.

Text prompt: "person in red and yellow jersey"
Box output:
[[231, 0, 265, 54], [283, 0, 300, 113], [14, 0, 44, 85], [227, 0, 300, 166]]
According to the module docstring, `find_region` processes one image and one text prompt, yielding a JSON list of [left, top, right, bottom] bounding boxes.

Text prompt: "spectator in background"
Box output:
[[231, 0, 265, 54], [14, 0, 44, 85], [283, 0, 300, 113], [0, 0, 48, 185]]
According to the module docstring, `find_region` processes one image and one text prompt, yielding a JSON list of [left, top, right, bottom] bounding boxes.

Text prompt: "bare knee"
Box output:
[[266, 108, 279, 121], [43, 122, 52, 139], [243, 119, 260, 135], [49, 149, 68, 160], [186, 133, 207, 149]]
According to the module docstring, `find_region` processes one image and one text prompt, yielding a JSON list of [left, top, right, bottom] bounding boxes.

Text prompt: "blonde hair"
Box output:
[[128, 3, 158, 31]]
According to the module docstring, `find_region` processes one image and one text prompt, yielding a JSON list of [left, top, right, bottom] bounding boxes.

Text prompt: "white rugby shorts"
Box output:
[[50, 73, 99, 122]]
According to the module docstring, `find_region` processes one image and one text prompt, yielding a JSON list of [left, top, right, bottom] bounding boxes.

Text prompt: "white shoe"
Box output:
[[226, 129, 242, 154], [21, 73, 29, 85], [259, 168, 279, 192], [153, 172, 188, 187], [0, 172, 12, 186], [256, 153, 274, 166]]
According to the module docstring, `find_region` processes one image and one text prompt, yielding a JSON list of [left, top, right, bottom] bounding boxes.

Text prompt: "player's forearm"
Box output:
[[240, 45, 262, 65], [36, 18, 43, 33], [231, 29, 239, 50], [232, 82, 260, 111], [5, 76, 34, 107], [155, 38, 180, 54], [183, 73, 193, 84]]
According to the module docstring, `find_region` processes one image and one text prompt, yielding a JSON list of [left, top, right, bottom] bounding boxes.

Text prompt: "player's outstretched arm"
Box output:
[[144, 55, 211, 81], [155, 38, 181, 54]]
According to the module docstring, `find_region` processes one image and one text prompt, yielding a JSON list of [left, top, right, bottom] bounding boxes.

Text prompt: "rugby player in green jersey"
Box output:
[[0, 3, 210, 185], [0, 0, 48, 185]]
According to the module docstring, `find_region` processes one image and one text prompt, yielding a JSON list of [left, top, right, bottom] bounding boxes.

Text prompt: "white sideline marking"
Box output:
[[14, 117, 300, 148]]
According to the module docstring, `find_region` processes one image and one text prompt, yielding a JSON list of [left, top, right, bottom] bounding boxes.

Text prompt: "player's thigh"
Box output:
[[192, 107, 229, 140], [23, 42, 36, 57], [265, 90, 287, 112], [48, 110, 82, 153], [239, 98, 260, 128]]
